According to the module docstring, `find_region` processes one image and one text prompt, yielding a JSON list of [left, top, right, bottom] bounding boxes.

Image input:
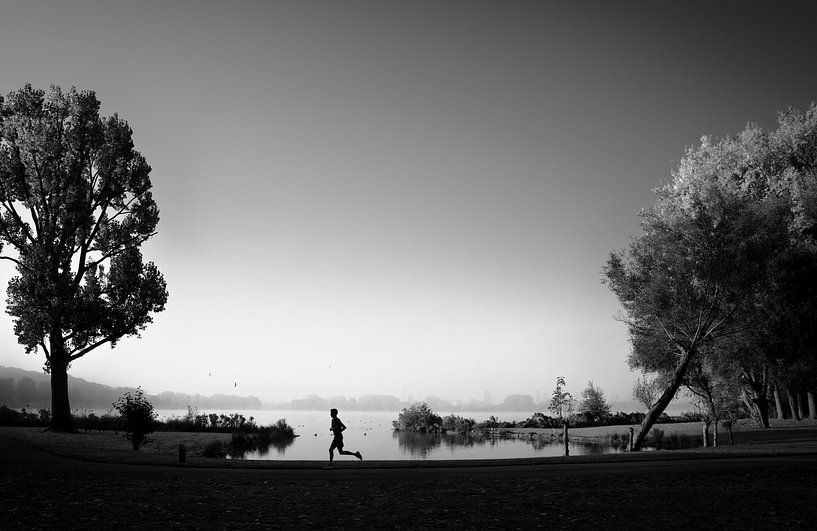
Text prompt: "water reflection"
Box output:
[[394, 430, 622, 458], [227, 434, 296, 459]]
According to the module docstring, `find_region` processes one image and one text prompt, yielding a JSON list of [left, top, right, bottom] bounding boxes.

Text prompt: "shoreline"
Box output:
[[3, 419, 816, 469]]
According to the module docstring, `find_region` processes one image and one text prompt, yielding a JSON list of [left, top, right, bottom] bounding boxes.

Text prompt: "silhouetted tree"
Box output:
[[113, 387, 156, 450], [0, 85, 167, 431]]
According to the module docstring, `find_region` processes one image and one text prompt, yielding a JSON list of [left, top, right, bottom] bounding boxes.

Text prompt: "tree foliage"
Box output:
[[578, 381, 611, 423], [548, 376, 574, 421], [392, 402, 442, 432], [0, 85, 167, 431]]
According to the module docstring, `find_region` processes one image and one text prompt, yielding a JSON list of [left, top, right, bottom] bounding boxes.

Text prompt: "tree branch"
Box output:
[[0, 254, 26, 269], [30, 149, 50, 236], [68, 334, 117, 361], [39, 340, 50, 361], [86, 233, 155, 268], [106, 191, 144, 224]]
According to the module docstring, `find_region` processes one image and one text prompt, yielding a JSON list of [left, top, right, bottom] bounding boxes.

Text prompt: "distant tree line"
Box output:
[[278, 392, 586, 413], [0, 367, 261, 410], [605, 104, 817, 450]]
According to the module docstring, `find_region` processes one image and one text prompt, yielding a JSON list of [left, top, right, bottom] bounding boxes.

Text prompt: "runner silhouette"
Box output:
[[328, 408, 363, 467]]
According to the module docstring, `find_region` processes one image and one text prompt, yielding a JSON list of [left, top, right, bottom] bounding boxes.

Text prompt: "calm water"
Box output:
[[155, 409, 624, 461]]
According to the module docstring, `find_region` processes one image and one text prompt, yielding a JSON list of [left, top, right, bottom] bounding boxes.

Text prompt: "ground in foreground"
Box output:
[[2, 426, 816, 528]]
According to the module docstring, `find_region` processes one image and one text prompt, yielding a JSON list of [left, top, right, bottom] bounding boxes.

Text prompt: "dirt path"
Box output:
[[3, 432, 817, 529]]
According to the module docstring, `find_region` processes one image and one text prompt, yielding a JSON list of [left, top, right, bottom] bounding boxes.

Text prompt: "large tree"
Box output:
[[0, 85, 167, 431], [604, 125, 791, 450]]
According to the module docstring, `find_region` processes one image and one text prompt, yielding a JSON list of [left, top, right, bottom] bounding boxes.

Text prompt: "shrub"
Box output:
[[73, 410, 118, 431], [113, 387, 157, 450], [392, 402, 442, 432], [441, 414, 476, 433], [0, 405, 47, 427], [201, 439, 227, 458], [266, 418, 295, 441], [475, 415, 516, 430], [227, 418, 297, 458], [159, 407, 258, 433], [519, 412, 562, 429]]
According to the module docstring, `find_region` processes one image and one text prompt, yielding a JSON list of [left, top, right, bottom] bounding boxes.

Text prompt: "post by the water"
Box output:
[[563, 420, 569, 457]]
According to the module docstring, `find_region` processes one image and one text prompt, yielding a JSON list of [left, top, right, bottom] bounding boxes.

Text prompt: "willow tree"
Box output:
[[0, 85, 167, 431], [604, 125, 790, 450]]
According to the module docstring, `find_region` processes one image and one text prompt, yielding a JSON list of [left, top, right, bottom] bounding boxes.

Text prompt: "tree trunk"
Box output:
[[808, 392, 817, 420], [563, 420, 569, 457], [632, 348, 693, 451], [741, 388, 770, 428], [773, 385, 785, 419], [49, 344, 73, 432], [786, 389, 801, 421], [701, 421, 710, 448], [797, 393, 808, 420]]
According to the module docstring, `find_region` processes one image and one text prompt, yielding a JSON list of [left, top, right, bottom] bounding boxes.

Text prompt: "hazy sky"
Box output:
[[1, 1, 816, 405]]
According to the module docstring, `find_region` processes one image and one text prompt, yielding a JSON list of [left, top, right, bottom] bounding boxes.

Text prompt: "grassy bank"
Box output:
[[3, 417, 816, 468]]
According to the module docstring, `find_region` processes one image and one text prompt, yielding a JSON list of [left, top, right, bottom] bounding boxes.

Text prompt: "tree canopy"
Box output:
[[0, 85, 167, 431]]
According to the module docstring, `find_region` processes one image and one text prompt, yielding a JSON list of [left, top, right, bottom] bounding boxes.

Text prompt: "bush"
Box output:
[[474, 415, 516, 430], [113, 387, 157, 450], [440, 414, 476, 433], [201, 439, 227, 458], [0, 405, 48, 427], [518, 412, 562, 429], [73, 410, 118, 431], [226, 418, 297, 458], [261, 418, 296, 442], [393, 402, 442, 432], [159, 406, 258, 433]]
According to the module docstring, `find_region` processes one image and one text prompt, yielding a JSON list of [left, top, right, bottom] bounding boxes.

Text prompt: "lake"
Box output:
[[155, 409, 625, 461]]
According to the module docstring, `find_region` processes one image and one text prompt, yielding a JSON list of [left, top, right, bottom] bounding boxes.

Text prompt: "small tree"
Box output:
[[579, 381, 611, 423], [548, 376, 574, 422], [113, 387, 156, 450]]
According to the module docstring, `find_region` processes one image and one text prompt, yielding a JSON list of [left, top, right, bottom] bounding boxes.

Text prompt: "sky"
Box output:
[[1, 1, 816, 405]]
